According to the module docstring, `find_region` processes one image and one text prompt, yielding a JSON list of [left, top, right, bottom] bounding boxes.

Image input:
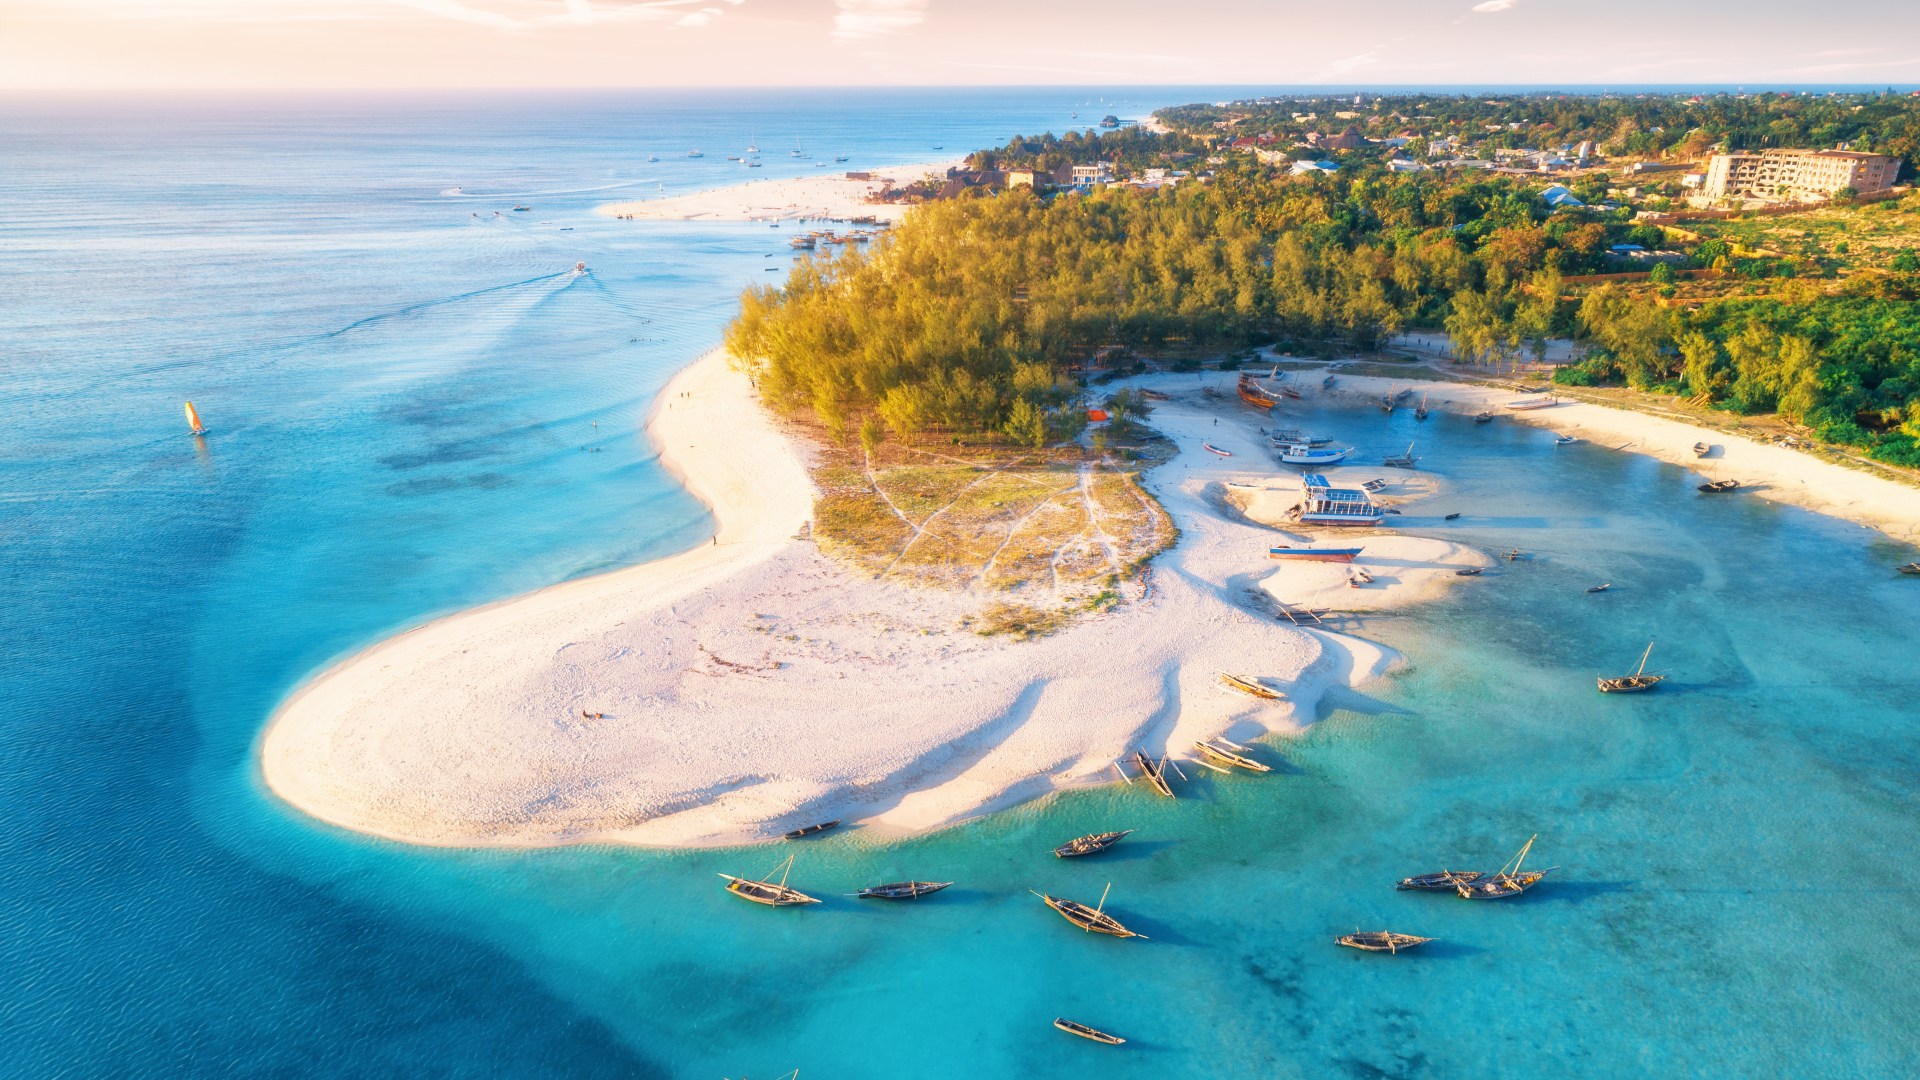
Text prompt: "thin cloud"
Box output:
[[1472, 0, 1519, 12], [832, 0, 927, 40]]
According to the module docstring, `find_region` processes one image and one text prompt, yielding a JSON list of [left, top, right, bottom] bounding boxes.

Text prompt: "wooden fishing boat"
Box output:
[[856, 880, 953, 900], [1034, 885, 1146, 938], [1396, 870, 1483, 891], [1237, 373, 1280, 411], [1053, 830, 1133, 858], [1383, 442, 1418, 469], [1900, 563, 1920, 575], [1693, 442, 1710, 457], [1504, 395, 1558, 411], [1415, 394, 1429, 420], [1194, 738, 1271, 772], [1395, 388, 1414, 402], [1456, 835, 1555, 900], [1598, 640, 1664, 693], [1053, 1018, 1126, 1045], [1474, 412, 1496, 424], [1269, 545, 1362, 563], [719, 855, 820, 907], [1202, 442, 1233, 457], [1140, 388, 1171, 401], [1336, 931, 1433, 953], [1699, 479, 1740, 493], [1444, 512, 1461, 520], [1586, 583, 1611, 593], [1219, 672, 1284, 700], [1279, 385, 1303, 400], [1379, 395, 1394, 414], [783, 820, 840, 840], [1555, 435, 1577, 446], [1454, 567, 1483, 576], [1322, 374, 1337, 389], [1132, 752, 1175, 798], [1348, 567, 1374, 587], [1503, 549, 1525, 561]]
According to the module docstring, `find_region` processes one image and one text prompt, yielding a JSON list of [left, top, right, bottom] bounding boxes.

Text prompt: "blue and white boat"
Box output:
[[1276, 442, 1351, 466], [1292, 474, 1384, 528]]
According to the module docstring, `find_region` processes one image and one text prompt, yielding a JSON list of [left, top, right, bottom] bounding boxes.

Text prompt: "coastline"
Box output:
[[260, 360, 1421, 850], [1320, 371, 1920, 541], [596, 159, 960, 223]]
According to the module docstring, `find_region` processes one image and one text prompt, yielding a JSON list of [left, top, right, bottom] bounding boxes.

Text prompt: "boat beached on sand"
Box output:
[[1699, 479, 1741, 493], [1270, 545, 1362, 563], [1219, 672, 1284, 700], [1293, 474, 1384, 527], [783, 819, 839, 839], [1237, 372, 1280, 411], [1276, 441, 1351, 466], [1194, 737, 1271, 772]]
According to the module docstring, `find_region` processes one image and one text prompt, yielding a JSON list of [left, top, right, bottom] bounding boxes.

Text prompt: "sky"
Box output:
[[4, 0, 1919, 90]]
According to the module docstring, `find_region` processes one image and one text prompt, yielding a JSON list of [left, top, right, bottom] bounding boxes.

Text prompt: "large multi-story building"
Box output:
[[1700, 147, 1902, 200]]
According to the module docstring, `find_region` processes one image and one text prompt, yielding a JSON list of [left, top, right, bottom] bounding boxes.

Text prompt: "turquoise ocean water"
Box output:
[[2, 90, 1918, 1077]]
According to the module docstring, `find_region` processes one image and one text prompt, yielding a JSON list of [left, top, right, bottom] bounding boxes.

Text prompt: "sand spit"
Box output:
[[261, 360, 1452, 849], [596, 160, 959, 223]]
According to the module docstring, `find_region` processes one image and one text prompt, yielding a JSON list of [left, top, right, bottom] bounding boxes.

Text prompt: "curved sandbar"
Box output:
[[263, 355, 1418, 848]]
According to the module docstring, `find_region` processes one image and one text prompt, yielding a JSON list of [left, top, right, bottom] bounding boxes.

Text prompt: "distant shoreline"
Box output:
[[595, 159, 959, 222]]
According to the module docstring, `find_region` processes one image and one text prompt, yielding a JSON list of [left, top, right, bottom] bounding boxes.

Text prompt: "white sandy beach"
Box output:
[[1312, 371, 1920, 541], [596, 160, 959, 223], [263, 351, 1920, 850], [261, 359, 1454, 849]]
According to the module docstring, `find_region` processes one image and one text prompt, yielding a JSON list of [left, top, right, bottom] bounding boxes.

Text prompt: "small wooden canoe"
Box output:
[[1443, 512, 1461, 520], [1586, 583, 1611, 593], [1901, 563, 1920, 576], [1219, 672, 1284, 700], [783, 820, 840, 840], [1202, 442, 1233, 457], [1693, 442, 1710, 457], [1473, 412, 1496, 424], [1396, 870, 1483, 891], [1035, 889, 1146, 938], [1336, 931, 1432, 953], [1194, 738, 1271, 772], [1131, 752, 1175, 799], [856, 880, 953, 900], [1454, 567, 1483, 577], [1698, 479, 1740, 493], [1054, 1018, 1125, 1045], [1053, 830, 1132, 858]]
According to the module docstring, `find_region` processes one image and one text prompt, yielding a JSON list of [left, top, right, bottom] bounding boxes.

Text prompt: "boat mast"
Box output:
[[1096, 882, 1112, 915], [1634, 641, 1654, 678], [775, 854, 794, 891]]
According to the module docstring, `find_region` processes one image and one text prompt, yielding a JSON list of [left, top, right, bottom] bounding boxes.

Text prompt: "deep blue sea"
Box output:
[[3, 89, 1919, 1078]]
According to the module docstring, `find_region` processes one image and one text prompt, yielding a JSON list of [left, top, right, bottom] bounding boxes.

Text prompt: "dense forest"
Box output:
[[727, 97, 1920, 468]]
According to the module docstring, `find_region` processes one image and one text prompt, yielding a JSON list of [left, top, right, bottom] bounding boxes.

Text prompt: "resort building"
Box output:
[[1070, 162, 1114, 190], [1700, 148, 1902, 200]]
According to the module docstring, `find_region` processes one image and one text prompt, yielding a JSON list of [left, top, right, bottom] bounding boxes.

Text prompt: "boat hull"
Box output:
[[1296, 513, 1383, 527], [1269, 546, 1362, 563]]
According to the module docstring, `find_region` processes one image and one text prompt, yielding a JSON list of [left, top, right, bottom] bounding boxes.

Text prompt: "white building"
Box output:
[[1701, 148, 1901, 200]]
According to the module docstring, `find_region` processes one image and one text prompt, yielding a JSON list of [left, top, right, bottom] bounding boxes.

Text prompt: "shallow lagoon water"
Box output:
[[4, 95, 1920, 1077]]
